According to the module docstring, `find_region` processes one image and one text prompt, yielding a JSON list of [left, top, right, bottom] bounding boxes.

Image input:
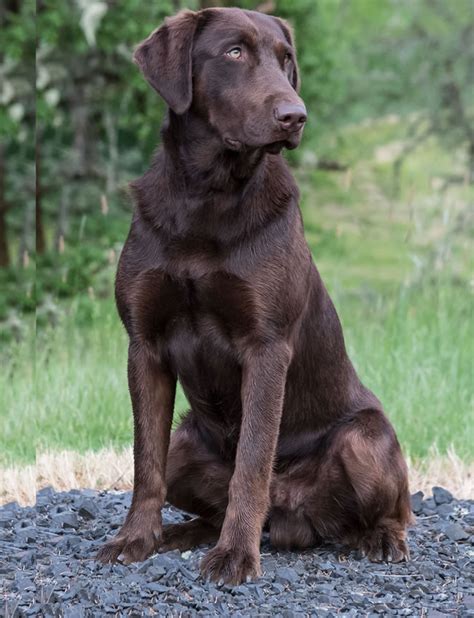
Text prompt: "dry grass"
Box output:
[[1, 447, 472, 507]]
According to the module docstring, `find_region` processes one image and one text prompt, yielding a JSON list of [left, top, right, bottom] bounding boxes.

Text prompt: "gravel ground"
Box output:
[[1, 487, 473, 617]]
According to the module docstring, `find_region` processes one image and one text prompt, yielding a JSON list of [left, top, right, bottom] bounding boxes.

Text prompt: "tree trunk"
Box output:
[[468, 141, 474, 185], [19, 203, 34, 267], [55, 185, 70, 252], [0, 144, 10, 267], [36, 137, 46, 255], [71, 93, 91, 177], [104, 110, 118, 195]]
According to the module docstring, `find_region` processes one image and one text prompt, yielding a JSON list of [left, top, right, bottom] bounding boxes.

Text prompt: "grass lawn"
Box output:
[[1, 115, 473, 471], [2, 278, 469, 467]]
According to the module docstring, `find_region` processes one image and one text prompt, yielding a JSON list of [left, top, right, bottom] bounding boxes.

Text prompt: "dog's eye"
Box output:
[[226, 47, 242, 60], [284, 53, 292, 64]]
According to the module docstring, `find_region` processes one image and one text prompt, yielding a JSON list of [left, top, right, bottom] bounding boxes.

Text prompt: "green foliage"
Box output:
[[0, 267, 35, 330], [3, 0, 473, 288], [1, 0, 35, 263], [1, 0, 35, 126]]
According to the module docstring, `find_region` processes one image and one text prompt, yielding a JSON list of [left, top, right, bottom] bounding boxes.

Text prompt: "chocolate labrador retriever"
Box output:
[[97, 7, 412, 584]]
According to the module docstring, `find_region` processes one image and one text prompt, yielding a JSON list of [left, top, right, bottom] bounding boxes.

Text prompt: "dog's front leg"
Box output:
[[200, 342, 291, 584], [97, 340, 176, 564]]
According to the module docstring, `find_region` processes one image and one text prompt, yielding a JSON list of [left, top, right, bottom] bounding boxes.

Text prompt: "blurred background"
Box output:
[[1, 0, 473, 498]]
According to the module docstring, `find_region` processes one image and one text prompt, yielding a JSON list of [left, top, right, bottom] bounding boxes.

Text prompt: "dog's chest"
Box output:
[[131, 268, 259, 359]]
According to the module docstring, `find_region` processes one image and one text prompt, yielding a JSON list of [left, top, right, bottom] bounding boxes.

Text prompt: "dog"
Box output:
[[97, 7, 412, 585]]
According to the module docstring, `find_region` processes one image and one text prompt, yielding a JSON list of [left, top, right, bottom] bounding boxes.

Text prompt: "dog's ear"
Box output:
[[273, 17, 300, 93], [133, 10, 198, 114]]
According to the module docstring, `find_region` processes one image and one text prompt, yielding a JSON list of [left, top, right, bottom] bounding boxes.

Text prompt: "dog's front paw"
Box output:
[[97, 520, 161, 565], [200, 544, 261, 585]]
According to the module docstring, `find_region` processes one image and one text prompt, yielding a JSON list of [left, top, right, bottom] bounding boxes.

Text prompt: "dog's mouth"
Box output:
[[224, 137, 300, 154], [263, 141, 287, 154], [224, 137, 243, 151]]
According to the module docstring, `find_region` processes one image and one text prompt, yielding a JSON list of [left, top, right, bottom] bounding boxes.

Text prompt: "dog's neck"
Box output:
[[162, 109, 267, 195], [131, 108, 298, 241]]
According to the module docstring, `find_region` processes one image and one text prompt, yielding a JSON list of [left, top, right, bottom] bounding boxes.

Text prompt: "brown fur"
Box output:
[[96, 7, 413, 584]]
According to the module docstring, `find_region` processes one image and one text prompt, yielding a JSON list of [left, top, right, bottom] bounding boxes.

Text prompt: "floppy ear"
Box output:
[[133, 10, 198, 115], [273, 17, 300, 92]]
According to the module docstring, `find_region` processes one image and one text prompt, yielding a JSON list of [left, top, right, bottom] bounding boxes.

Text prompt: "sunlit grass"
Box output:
[[335, 281, 474, 459], [1, 324, 35, 462], [1, 278, 472, 467], [31, 297, 189, 462]]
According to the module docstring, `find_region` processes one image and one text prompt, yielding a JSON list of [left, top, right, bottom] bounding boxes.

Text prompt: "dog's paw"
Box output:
[[158, 519, 219, 553], [364, 537, 410, 563], [359, 527, 410, 563], [96, 523, 161, 565], [200, 544, 261, 585]]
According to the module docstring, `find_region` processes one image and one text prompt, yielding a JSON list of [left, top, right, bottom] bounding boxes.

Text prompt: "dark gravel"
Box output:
[[1, 487, 473, 617]]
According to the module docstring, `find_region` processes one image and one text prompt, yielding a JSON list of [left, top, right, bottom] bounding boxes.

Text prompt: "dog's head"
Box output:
[[134, 8, 306, 153]]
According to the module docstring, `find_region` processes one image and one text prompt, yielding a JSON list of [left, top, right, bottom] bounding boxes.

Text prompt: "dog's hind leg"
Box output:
[[333, 409, 413, 562], [157, 419, 230, 552], [166, 423, 232, 542], [270, 409, 412, 561], [268, 506, 321, 550], [159, 518, 220, 552], [334, 410, 413, 562]]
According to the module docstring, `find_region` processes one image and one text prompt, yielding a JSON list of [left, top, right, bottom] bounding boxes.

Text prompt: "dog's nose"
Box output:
[[275, 103, 307, 131]]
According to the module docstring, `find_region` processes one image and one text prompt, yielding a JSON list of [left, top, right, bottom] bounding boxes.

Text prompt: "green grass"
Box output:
[[1, 277, 472, 466], [1, 114, 473, 466], [339, 281, 473, 458]]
